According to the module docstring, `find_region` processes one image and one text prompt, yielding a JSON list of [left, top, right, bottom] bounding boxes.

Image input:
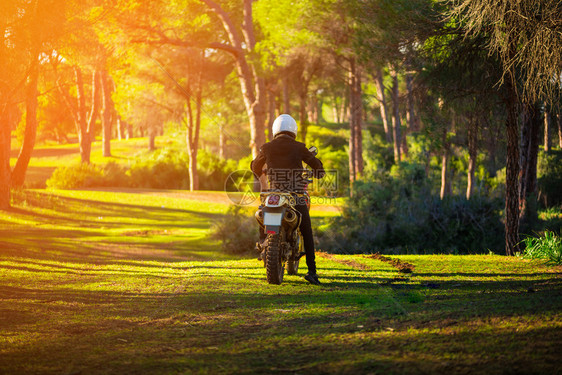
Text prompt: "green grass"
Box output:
[[521, 231, 562, 265], [10, 136, 172, 188], [1, 189, 562, 374]]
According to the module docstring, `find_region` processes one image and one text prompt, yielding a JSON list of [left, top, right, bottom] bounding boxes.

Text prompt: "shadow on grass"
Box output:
[[2, 190, 562, 374], [1, 273, 562, 374], [2, 190, 230, 263], [10, 191, 223, 226]]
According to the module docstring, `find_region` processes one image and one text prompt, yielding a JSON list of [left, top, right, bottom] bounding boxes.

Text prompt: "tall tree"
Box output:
[[11, 0, 65, 186], [349, 58, 364, 177], [389, 67, 401, 163], [1, 0, 67, 201], [11, 54, 39, 187], [372, 68, 392, 142], [466, 115, 478, 199], [543, 111, 551, 152], [518, 102, 541, 230], [100, 68, 116, 157], [56, 65, 100, 164], [558, 114, 562, 148], [352, 0, 438, 167], [453, 0, 562, 255], [199, 0, 266, 157]]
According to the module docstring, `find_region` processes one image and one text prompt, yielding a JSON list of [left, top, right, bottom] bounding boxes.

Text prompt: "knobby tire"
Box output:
[[287, 232, 302, 275], [265, 233, 284, 285]]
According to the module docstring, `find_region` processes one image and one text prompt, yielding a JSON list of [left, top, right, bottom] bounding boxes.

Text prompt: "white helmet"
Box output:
[[272, 114, 297, 138]]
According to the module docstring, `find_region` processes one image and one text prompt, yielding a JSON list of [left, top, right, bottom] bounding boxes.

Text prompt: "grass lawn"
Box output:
[[1, 189, 561, 374], [10, 136, 173, 188]]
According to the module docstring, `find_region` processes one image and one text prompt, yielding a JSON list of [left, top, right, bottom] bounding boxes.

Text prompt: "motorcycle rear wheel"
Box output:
[[265, 233, 284, 284], [287, 232, 302, 275]]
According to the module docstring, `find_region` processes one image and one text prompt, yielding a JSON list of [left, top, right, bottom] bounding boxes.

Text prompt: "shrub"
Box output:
[[46, 162, 130, 189], [537, 150, 562, 208], [306, 124, 348, 149], [100, 162, 130, 187], [197, 149, 238, 191], [128, 148, 189, 189], [46, 147, 244, 191], [521, 231, 562, 265], [316, 162, 504, 254], [362, 131, 394, 179], [47, 163, 106, 189], [212, 205, 258, 255]]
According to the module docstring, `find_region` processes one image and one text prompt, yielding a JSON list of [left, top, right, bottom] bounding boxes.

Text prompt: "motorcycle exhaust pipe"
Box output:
[[284, 209, 298, 225], [255, 209, 264, 225]]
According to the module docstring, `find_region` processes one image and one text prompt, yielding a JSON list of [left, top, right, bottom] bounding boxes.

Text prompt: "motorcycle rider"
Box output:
[[251, 114, 325, 285]]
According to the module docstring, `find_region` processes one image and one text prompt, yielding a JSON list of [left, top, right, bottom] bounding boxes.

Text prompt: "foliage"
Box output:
[[128, 148, 189, 189], [317, 162, 504, 254], [537, 150, 562, 208], [197, 149, 238, 191], [362, 129, 394, 178], [254, 0, 325, 68], [45, 146, 241, 191], [46, 163, 106, 189], [46, 162, 130, 189], [306, 124, 348, 149], [212, 205, 258, 255], [304, 124, 350, 195], [521, 231, 562, 266], [451, 0, 562, 105]]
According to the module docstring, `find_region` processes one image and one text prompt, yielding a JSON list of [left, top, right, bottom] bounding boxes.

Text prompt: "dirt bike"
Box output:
[[254, 147, 317, 285]]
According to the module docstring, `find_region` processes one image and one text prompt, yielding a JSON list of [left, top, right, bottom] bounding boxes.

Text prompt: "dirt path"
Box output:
[[79, 187, 341, 212]]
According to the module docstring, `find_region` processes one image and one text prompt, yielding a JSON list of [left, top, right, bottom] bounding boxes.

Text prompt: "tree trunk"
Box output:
[[406, 73, 418, 132], [440, 125, 449, 200], [186, 91, 195, 190], [558, 113, 562, 148], [544, 110, 551, 152], [148, 130, 156, 151], [390, 68, 401, 163], [519, 106, 530, 204], [466, 119, 477, 199], [200, 0, 266, 158], [185, 64, 202, 191], [100, 69, 114, 157], [348, 59, 359, 188], [116, 116, 125, 140], [192, 82, 202, 190], [505, 97, 520, 256], [0, 107, 11, 209], [219, 123, 226, 159], [299, 91, 308, 143], [332, 97, 339, 124], [11, 57, 39, 187], [73, 67, 100, 164], [519, 102, 541, 230], [282, 76, 290, 114], [267, 87, 276, 141], [308, 94, 319, 125], [75, 67, 91, 163], [401, 118, 409, 159], [353, 66, 363, 176], [373, 68, 391, 143], [340, 95, 347, 124], [127, 122, 133, 139]]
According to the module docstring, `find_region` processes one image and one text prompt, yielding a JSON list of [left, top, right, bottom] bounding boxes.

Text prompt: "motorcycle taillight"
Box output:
[[267, 194, 280, 205]]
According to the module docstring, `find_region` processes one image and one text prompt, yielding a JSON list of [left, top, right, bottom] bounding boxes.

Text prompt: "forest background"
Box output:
[[1, 0, 562, 257]]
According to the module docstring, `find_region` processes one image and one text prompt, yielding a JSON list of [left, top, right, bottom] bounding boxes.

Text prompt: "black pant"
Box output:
[[295, 203, 316, 274], [259, 204, 317, 274]]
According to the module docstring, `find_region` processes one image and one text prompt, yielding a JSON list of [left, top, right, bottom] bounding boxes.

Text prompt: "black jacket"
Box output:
[[251, 134, 324, 191]]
